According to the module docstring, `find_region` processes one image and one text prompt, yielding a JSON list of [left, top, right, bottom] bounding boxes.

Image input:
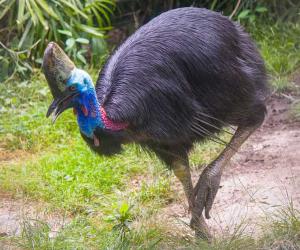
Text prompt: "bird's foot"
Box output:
[[190, 213, 212, 241], [189, 163, 221, 240], [193, 162, 222, 219]]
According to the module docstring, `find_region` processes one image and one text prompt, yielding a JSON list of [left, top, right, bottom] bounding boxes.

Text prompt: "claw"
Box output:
[[190, 212, 212, 240], [204, 189, 213, 219], [193, 164, 222, 220], [188, 197, 195, 213]]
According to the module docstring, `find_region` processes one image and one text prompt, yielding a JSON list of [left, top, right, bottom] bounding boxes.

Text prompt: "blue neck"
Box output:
[[67, 69, 104, 138], [75, 89, 104, 138]]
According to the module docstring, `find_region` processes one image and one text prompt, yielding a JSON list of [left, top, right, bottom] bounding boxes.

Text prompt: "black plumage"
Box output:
[[82, 7, 268, 156]]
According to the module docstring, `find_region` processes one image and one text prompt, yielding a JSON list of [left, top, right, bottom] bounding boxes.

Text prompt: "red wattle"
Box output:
[[81, 105, 89, 116], [100, 107, 128, 131]]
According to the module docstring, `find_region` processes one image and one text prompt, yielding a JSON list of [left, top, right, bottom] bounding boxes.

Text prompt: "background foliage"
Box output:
[[0, 0, 115, 81], [1, 0, 299, 83], [114, 0, 299, 33]]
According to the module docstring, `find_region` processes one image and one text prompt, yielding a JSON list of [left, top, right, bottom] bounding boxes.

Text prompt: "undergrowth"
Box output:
[[249, 21, 300, 92], [2, 204, 299, 249]]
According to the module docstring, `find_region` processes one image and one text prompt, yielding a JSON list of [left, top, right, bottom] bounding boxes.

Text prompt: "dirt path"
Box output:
[[163, 93, 300, 235], [0, 193, 69, 240]]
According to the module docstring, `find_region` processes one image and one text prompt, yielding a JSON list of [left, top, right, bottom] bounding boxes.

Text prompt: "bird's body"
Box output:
[[43, 7, 268, 239], [78, 7, 268, 156]]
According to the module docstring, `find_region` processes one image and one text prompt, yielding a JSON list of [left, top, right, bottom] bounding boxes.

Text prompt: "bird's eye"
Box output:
[[69, 85, 76, 91]]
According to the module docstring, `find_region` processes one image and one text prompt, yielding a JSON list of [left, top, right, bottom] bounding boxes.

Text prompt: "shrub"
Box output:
[[0, 0, 115, 81]]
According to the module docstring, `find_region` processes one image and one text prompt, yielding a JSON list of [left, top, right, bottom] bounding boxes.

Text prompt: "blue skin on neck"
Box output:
[[66, 68, 104, 138]]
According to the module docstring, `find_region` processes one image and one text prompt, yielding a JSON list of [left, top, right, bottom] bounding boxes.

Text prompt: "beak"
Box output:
[[42, 42, 78, 123], [46, 89, 79, 123]]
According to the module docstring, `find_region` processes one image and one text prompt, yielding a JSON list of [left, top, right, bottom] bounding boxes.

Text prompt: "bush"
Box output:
[[0, 0, 115, 82]]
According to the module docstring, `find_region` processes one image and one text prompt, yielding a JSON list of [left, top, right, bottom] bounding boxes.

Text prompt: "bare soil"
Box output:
[[0, 193, 69, 240], [162, 93, 300, 236]]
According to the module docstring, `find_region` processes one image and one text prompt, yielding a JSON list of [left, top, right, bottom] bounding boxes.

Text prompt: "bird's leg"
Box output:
[[172, 159, 194, 210], [191, 125, 259, 236], [150, 145, 211, 239], [172, 158, 212, 240]]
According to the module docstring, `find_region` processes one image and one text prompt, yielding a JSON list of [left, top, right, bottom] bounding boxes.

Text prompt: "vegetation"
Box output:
[[0, 0, 299, 249], [249, 22, 300, 92], [0, 0, 115, 81]]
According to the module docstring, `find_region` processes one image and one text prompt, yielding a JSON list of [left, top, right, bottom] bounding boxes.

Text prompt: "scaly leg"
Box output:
[[151, 144, 214, 239], [191, 125, 259, 237], [172, 158, 194, 211], [151, 144, 211, 238], [172, 157, 212, 240]]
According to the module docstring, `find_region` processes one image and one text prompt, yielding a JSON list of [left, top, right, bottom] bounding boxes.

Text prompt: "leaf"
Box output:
[[76, 52, 86, 65], [94, 3, 113, 26], [58, 29, 73, 37], [249, 14, 256, 23], [18, 20, 33, 49], [29, 0, 49, 30], [60, 1, 88, 19], [91, 7, 103, 27], [36, 0, 59, 20], [238, 10, 250, 19], [75, 38, 89, 44], [119, 203, 129, 215], [37, 88, 48, 96], [103, 215, 115, 222], [35, 58, 43, 64], [66, 38, 75, 50], [16, 11, 30, 27], [255, 6, 268, 13], [210, 0, 218, 10], [76, 24, 104, 38], [17, 0, 25, 28], [0, 0, 15, 20]]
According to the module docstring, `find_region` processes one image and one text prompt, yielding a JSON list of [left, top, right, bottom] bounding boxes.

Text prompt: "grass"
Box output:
[[248, 21, 300, 92], [3, 204, 300, 249], [0, 20, 300, 249]]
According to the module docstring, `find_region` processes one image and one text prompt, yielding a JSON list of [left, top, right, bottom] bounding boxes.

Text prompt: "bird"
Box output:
[[42, 7, 268, 239]]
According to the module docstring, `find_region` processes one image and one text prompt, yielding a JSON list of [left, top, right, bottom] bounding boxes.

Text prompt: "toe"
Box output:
[[204, 190, 213, 219]]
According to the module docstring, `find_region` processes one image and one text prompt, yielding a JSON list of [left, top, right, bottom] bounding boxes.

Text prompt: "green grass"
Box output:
[[1, 20, 300, 249], [3, 204, 299, 249], [248, 21, 300, 92]]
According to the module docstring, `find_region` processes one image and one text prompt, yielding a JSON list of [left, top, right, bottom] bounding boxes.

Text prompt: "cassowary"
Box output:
[[43, 8, 268, 238]]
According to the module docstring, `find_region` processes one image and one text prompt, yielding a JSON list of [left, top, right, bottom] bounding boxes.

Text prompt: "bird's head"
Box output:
[[43, 42, 97, 123], [42, 42, 127, 147]]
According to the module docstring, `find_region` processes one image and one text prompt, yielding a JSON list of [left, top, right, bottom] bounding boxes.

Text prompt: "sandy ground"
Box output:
[[1, 91, 300, 242], [163, 93, 300, 236], [0, 193, 69, 239]]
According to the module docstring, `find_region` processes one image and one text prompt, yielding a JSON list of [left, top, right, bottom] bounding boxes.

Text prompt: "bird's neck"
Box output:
[[75, 88, 103, 138], [74, 88, 128, 139]]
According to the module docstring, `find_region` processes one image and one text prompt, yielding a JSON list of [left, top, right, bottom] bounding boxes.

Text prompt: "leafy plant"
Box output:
[[250, 21, 300, 77], [105, 202, 133, 241], [60, 31, 90, 65], [0, 0, 115, 81], [0, 40, 40, 82], [20, 219, 52, 249], [238, 5, 268, 23]]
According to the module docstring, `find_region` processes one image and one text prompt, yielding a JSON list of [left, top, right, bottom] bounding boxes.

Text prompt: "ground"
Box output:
[[161, 93, 300, 237], [1, 91, 299, 246]]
